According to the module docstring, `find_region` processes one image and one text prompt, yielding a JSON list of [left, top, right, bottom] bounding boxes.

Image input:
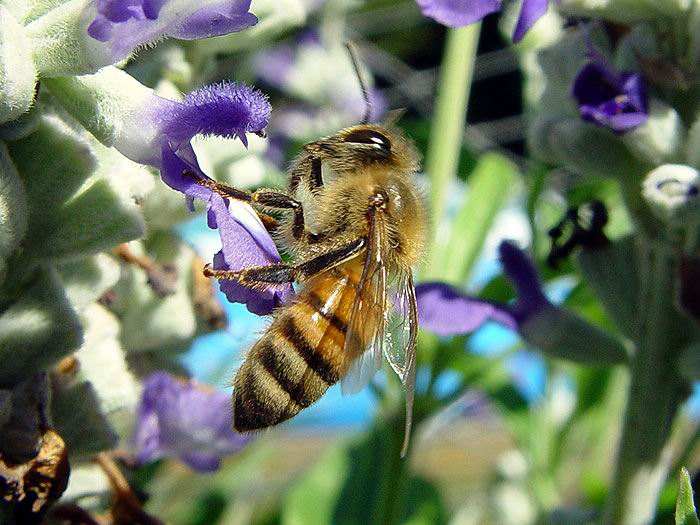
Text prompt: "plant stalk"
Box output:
[[603, 240, 691, 525], [425, 24, 480, 270]]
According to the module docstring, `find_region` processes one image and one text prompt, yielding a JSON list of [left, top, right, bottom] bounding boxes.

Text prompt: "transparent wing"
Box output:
[[385, 269, 418, 457], [340, 208, 389, 395]]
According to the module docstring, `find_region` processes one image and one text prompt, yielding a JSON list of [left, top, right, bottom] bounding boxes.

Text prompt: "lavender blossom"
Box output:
[[152, 83, 293, 314], [417, 241, 547, 335], [416, 241, 627, 364], [46, 68, 291, 314], [414, 0, 551, 42], [133, 372, 249, 472], [572, 61, 648, 134], [86, 0, 258, 65]]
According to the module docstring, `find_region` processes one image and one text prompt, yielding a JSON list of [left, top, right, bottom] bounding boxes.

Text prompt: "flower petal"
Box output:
[[513, 0, 549, 42], [415, 282, 517, 336], [170, 1, 258, 40], [208, 194, 293, 315], [85, 0, 258, 66], [572, 60, 648, 134], [133, 372, 249, 472], [161, 82, 270, 148], [415, 0, 502, 27], [498, 241, 548, 319]]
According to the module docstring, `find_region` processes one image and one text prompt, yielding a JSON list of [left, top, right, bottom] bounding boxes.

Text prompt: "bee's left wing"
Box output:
[[341, 206, 418, 456], [385, 268, 418, 457], [340, 207, 388, 395]]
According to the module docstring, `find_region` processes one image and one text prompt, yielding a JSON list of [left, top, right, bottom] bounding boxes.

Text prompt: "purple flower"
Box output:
[[88, 70, 291, 313], [133, 372, 249, 472], [153, 84, 292, 314], [416, 241, 627, 364], [415, 0, 550, 42], [417, 241, 548, 336], [86, 0, 258, 65], [207, 195, 293, 315], [572, 61, 648, 134]]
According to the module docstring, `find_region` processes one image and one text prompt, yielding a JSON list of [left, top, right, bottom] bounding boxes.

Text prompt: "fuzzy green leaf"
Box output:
[[52, 305, 139, 457], [0, 266, 82, 386], [0, 142, 28, 261], [7, 115, 144, 261], [0, 6, 37, 124], [676, 468, 700, 525], [57, 254, 120, 312], [111, 235, 196, 353]]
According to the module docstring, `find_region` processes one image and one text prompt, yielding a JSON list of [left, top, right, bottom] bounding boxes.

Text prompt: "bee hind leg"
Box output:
[[203, 238, 366, 286]]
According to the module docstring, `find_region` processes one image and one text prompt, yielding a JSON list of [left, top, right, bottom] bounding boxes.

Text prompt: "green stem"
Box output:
[[424, 24, 480, 269], [603, 240, 692, 525]]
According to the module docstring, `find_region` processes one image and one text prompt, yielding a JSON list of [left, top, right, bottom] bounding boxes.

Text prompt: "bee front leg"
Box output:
[[183, 170, 279, 232], [184, 170, 320, 240], [203, 238, 366, 286]]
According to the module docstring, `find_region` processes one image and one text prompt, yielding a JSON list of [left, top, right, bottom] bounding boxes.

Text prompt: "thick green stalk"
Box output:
[[425, 24, 480, 271], [603, 240, 692, 525]]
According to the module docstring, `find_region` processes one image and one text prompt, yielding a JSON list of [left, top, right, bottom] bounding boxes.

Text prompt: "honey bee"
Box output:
[[197, 45, 427, 455]]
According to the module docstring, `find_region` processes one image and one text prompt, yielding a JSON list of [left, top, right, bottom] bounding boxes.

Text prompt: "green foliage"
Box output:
[[429, 152, 520, 283], [283, 424, 446, 525], [0, 266, 81, 386], [7, 115, 144, 261], [676, 468, 700, 525]]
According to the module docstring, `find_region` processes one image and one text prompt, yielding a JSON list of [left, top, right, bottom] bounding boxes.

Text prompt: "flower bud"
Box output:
[[622, 99, 685, 164], [642, 164, 700, 224]]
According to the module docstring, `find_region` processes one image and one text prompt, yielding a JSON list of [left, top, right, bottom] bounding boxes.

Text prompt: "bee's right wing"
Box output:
[[340, 208, 389, 395]]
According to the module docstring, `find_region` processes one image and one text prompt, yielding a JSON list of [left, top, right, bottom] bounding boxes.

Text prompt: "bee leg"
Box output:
[[203, 238, 366, 285], [182, 170, 279, 232]]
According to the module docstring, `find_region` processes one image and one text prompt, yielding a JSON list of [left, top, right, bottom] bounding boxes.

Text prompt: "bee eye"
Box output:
[[343, 129, 391, 153]]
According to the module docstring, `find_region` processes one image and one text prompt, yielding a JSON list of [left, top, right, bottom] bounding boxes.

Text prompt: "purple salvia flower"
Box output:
[[207, 194, 293, 315], [104, 73, 290, 313], [150, 84, 292, 313], [133, 372, 250, 472], [572, 61, 648, 134], [86, 0, 258, 64], [416, 241, 547, 335], [414, 0, 551, 42], [414, 0, 501, 28], [416, 241, 627, 365]]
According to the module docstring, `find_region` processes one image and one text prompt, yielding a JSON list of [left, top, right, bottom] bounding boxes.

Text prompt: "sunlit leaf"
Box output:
[[676, 468, 700, 525]]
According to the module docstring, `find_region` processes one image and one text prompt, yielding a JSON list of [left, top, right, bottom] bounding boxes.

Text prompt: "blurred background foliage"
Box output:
[[0, 0, 699, 523]]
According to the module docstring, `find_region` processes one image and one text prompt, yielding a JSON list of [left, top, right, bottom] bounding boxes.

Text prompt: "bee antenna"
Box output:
[[345, 42, 372, 125]]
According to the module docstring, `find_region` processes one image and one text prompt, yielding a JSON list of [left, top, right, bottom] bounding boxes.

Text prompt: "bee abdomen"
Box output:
[[232, 304, 346, 432]]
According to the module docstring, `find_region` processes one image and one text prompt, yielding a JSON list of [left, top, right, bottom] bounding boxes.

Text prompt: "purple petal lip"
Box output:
[[572, 62, 648, 134], [133, 372, 249, 472], [208, 195, 294, 315], [162, 82, 271, 147], [416, 282, 517, 336], [415, 241, 549, 337], [86, 0, 258, 62], [152, 81, 289, 314], [415, 0, 502, 27]]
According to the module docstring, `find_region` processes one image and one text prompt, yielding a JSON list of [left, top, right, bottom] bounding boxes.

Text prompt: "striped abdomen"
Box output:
[[232, 260, 363, 432]]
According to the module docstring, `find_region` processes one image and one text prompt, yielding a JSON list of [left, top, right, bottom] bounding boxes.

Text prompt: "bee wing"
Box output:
[[340, 209, 388, 395], [385, 268, 418, 457]]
